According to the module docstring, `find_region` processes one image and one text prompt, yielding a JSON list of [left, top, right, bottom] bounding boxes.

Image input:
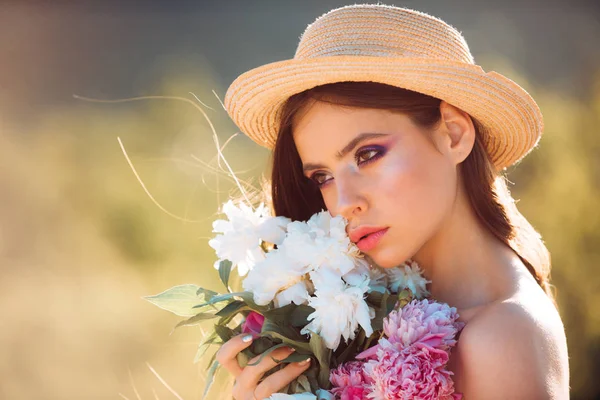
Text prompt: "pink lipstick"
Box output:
[[351, 227, 389, 252]]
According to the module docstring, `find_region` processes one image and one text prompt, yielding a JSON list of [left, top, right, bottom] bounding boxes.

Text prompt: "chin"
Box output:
[[364, 250, 409, 269], [363, 234, 421, 268]]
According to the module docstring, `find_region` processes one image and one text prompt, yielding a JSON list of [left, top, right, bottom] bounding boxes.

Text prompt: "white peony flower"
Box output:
[[386, 260, 431, 299], [268, 393, 317, 400], [342, 257, 390, 295], [242, 249, 308, 306], [307, 211, 362, 258], [280, 211, 359, 277], [278, 220, 315, 267], [208, 200, 271, 276], [257, 215, 291, 245], [367, 264, 390, 293], [310, 265, 346, 293], [274, 280, 310, 308], [302, 268, 373, 350], [341, 268, 370, 287], [342, 256, 372, 287], [306, 210, 345, 240]]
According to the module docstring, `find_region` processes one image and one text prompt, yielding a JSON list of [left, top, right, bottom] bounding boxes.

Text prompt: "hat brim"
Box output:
[[224, 56, 543, 171]]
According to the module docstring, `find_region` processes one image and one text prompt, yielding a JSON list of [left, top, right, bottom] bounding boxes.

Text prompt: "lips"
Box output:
[[349, 226, 389, 252], [349, 226, 389, 244], [357, 228, 388, 252]]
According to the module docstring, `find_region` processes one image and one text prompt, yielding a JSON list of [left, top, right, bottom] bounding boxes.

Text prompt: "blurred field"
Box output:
[[1, 2, 599, 399], [0, 75, 270, 399]]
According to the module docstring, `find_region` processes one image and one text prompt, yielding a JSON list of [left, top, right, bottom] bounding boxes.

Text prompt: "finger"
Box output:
[[237, 347, 297, 387], [215, 333, 255, 377], [255, 357, 312, 399]]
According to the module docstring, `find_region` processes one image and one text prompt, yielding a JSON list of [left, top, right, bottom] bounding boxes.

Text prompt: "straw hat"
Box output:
[[224, 4, 543, 171]]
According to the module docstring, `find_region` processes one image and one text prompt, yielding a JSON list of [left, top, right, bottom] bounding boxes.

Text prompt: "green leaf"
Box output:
[[260, 330, 311, 352], [193, 291, 267, 313], [195, 287, 219, 299], [304, 366, 320, 392], [171, 312, 217, 332], [262, 318, 306, 342], [397, 289, 413, 309], [362, 330, 381, 353], [308, 333, 332, 389], [291, 374, 312, 394], [218, 260, 232, 292], [215, 300, 246, 317], [371, 292, 397, 331], [193, 292, 239, 308], [236, 349, 250, 368], [217, 306, 251, 328], [202, 360, 220, 400], [205, 346, 219, 372], [249, 336, 277, 355], [235, 292, 270, 314], [290, 305, 315, 327], [366, 290, 384, 306], [386, 293, 398, 314], [194, 332, 219, 364], [335, 328, 365, 365], [246, 343, 288, 366], [214, 325, 236, 343], [279, 352, 312, 364], [143, 284, 213, 317], [263, 304, 295, 325]]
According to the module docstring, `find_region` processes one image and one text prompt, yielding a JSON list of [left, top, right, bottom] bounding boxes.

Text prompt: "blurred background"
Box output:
[[0, 0, 599, 399]]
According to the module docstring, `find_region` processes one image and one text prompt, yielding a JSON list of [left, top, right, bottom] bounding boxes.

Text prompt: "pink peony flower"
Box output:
[[357, 299, 464, 360], [385, 299, 464, 350], [364, 344, 460, 400], [330, 361, 372, 400], [241, 311, 265, 335]]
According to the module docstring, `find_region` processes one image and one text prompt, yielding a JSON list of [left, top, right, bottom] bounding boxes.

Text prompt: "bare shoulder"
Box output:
[[452, 288, 570, 399]]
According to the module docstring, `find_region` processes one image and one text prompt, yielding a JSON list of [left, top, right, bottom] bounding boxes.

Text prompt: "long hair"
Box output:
[[268, 81, 556, 307]]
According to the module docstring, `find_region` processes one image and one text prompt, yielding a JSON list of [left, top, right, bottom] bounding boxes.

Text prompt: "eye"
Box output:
[[309, 145, 387, 188], [310, 172, 332, 187], [355, 145, 386, 166]]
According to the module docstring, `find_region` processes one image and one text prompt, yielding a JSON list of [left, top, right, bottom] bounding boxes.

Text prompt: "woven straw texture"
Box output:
[[224, 4, 543, 171]]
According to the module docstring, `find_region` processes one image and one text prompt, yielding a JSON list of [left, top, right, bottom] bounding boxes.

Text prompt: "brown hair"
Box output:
[[268, 82, 556, 307]]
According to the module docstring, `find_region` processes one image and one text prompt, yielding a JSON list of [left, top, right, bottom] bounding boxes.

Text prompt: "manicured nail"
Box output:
[[297, 357, 311, 365], [242, 334, 253, 343]]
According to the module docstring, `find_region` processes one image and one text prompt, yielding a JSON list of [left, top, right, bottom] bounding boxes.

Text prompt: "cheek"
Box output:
[[380, 147, 454, 207], [371, 150, 457, 266], [394, 155, 455, 212]]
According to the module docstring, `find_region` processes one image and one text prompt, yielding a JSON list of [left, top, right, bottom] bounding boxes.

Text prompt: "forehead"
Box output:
[[292, 101, 412, 156]]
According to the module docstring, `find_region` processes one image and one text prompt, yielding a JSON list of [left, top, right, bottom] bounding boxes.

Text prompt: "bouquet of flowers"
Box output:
[[145, 200, 465, 399]]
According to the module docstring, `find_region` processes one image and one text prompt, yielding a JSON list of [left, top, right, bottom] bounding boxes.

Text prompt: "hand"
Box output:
[[216, 333, 312, 400]]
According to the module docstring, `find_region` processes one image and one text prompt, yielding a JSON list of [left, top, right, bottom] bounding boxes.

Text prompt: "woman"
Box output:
[[216, 4, 570, 399]]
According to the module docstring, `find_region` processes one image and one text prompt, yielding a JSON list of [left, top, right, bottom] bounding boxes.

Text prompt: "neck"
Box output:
[[412, 184, 524, 311]]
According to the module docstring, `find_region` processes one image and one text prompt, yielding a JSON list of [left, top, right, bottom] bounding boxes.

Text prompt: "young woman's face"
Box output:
[[293, 100, 459, 268]]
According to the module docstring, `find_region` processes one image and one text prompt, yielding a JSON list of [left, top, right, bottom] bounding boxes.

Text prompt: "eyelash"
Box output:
[[309, 145, 386, 188]]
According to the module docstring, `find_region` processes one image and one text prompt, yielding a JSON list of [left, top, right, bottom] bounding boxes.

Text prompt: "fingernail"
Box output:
[[297, 357, 311, 365], [242, 334, 253, 343]]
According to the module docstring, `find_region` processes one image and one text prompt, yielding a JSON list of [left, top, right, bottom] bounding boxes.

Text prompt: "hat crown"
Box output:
[[295, 4, 474, 64]]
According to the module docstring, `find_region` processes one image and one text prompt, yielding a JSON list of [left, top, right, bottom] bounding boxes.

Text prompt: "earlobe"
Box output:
[[439, 101, 476, 165]]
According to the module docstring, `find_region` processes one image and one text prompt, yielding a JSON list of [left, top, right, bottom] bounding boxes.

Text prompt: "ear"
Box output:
[[433, 101, 476, 165]]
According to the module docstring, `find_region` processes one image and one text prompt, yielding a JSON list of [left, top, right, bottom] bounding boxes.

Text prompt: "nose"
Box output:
[[332, 172, 368, 220]]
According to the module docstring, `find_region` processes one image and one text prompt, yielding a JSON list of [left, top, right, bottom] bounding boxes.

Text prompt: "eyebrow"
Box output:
[[302, 132, 390, 173]]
